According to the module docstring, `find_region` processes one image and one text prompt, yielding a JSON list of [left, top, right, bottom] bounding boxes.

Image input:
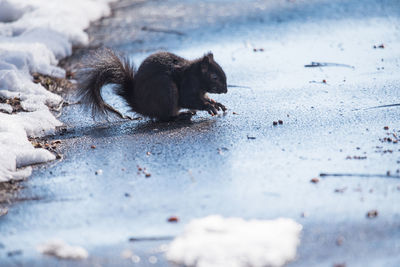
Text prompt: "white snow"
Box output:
[[37, 239, 89, 260], [0, 0, 115, 182], [0, 103, 12, 113], [166, 215, 302, 267]]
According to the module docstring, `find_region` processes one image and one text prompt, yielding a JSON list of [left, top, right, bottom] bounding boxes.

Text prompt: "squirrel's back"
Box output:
[[135, 52, 188, 78]]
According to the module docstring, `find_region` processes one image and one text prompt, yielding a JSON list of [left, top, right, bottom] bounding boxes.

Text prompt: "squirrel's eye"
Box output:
[[211, 74, 218, 80]]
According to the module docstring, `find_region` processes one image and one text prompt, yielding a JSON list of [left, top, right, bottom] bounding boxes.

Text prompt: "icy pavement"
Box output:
[[1, 0, 400, 266]]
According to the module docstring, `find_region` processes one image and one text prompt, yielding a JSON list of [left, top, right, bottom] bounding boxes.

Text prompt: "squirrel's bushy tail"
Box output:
[[76, 48, 135, 117]]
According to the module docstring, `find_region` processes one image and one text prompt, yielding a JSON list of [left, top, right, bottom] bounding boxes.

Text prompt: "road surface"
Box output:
[[1, 0, 400, 266]]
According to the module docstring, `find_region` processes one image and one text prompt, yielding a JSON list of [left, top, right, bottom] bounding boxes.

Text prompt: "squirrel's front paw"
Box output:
[[205, 103, 218, 116], [214, 102, 226, 112], [208, 99, 226, 112]]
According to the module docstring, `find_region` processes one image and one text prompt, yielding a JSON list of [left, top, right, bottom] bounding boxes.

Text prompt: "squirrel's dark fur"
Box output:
[[76, 48, 228, 121]]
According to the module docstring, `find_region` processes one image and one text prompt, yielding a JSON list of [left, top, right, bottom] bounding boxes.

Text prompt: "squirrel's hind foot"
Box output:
[[176, 110, 196, 121]]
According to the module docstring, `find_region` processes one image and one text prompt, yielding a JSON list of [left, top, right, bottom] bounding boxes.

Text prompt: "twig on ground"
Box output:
[[354, 103, 400, 111], [141, 26, 185, 36], [228, 84, 251, 89], [304, 62, 355, 69], [128, 236, 174, 242], [320, 173, 400, 179]]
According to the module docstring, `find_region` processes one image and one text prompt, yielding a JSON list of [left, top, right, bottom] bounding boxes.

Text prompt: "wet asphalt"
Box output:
[[1, 0, 400, 266]]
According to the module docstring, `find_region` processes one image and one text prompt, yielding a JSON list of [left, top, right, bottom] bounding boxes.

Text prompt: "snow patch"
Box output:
[[166, 215, 302, 267], [37, 239, 89, 260], [0, 0, 26, 23], [0, 103, 12, 113], [0, 0, 116, 182], [0, 111, 61, 181]]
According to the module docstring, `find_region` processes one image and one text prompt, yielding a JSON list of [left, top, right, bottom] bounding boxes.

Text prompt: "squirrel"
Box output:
[[76, 48, 228, 122]]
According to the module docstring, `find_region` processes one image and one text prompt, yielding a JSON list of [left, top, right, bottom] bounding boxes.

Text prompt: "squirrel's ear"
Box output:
[[207, 52, 214, 60], [201, 56, 209, 73]]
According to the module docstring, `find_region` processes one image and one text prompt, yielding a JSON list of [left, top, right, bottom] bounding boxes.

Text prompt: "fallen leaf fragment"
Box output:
[[168, 216, 179, 223]]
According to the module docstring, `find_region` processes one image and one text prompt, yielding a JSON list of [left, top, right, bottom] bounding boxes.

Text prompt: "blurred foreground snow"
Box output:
[[0, 0, 115, 181], [37, 239, 88, 260], [167, 215, 302, 267]]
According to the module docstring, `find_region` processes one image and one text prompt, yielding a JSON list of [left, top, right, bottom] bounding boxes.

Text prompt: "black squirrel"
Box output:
[[76, 48, 228, 121]]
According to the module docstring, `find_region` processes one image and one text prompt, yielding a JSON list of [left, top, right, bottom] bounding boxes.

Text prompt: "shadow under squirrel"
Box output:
[[76, 48, 228, 122]]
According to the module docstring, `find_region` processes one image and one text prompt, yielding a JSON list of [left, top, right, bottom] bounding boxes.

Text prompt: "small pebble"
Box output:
[[278, 120, 283, 125], [95, 169, 103, 175], [334, 187, 347, 193], [383, 126, 389, 130], [91, 145, 96, 149], [336, 236, 344, 246], [273, 121, 278, 126], [310, 177, 319, 183], [366, 209, 378, 218]]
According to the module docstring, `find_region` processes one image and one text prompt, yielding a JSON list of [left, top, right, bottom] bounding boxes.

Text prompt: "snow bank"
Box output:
[[0, 0, 115, 182], [166, 215, 302, 267], [37, 239, 89, 260]]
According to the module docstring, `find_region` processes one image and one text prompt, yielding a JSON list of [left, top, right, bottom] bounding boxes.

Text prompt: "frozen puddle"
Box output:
[[166, 215, 302, 267]]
